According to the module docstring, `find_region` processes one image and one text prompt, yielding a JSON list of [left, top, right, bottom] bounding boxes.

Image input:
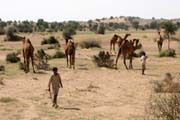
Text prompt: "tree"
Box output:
[[131, 21, 139, 30], [36, 19, 49, 32], [62, 27, 76, 44], [97, 23, 105, 34], [161, 21, 178, 49], [150, 21, 160, 30]]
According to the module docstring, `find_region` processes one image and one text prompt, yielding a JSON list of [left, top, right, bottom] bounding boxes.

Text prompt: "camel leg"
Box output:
[[110, 42, 112, 54], [113, 44, 116, 54], [69, 55, 72, 69], [115, 48, 121, 69], [26, 57, 30, 73], [123, 55, 128, 70], [129, 55, 133, 69], [31, 54, 36, 73], [23, 50, 26, 72], [66, 54, 69, 67], [72, 55, 75, 69]]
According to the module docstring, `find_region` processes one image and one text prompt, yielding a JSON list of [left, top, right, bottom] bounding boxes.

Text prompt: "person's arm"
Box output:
[[48, 76, 52, 91], [58, 74, 63, 88]]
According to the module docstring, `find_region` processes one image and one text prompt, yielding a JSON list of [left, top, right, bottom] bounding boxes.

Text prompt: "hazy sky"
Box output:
[[0, 0, 179, 21]]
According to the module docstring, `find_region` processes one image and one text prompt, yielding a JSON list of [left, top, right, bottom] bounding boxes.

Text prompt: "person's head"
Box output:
[[52, 67, 58, 74]]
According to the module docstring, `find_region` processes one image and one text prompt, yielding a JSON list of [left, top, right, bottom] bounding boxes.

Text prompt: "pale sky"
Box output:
[[0, 0, 179, 22]]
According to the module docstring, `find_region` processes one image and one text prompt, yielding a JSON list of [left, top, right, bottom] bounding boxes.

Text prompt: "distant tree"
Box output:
[[150, 21, 160, 30], [161, 21, 178, 49], [110, 16, 114, 19], [131, 21, 139, 30], [36, 19, 49, 32], [97, 23, 105, 34], [62, 27, 76, 44], [176, 22, 180, 29]]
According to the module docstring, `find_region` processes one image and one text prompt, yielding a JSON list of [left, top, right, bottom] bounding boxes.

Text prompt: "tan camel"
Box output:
[[22, 38, 35, 73], [65, 41, 76, 69], [110, 34, 131, 54], [115, 36, 139, 69], [156, 31, 164, 52]]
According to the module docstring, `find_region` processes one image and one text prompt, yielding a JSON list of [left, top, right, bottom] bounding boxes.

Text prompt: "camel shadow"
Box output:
[[144, 74, 159, 77], [59, 107, 81, 111], [35, 71, 48, 74]]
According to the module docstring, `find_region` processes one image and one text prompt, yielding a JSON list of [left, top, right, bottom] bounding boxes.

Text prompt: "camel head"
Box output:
[[124, 33, 131, 40]]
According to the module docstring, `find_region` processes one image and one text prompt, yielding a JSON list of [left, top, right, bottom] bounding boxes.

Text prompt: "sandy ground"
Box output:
[[0, 30, 180, 120]]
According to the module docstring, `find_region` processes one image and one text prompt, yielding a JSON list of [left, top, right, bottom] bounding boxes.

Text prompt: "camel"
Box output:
[[156, 31, 164, 52], [22, 37, 35, 73], [110, 34, 131, 54], [65, 40, 76, 69], [110, 34, 119, 54], [115, 35, 139, 69]]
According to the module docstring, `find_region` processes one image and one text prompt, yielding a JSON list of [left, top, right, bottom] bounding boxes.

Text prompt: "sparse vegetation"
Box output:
[[52, 50, 65, 58], [0, 65, 5, 71], [80, 40, 101, 49], [146, 73, 180, 120], [6, 52, 20, 63], [159, 49, 176, 57], [0, 97, 16, 103], [41, 36, 59, 45]]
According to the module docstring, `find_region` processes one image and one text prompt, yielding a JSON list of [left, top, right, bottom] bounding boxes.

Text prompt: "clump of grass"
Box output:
[[143, 35, 148, 38], [6, 52, 20, 63], [0, 97, 16, 103], [0, 65, 5, 71], [146, 73, 180, 120], [52, 50, 65, 58], [133, 50, 145, 58], [159, 49, 176, 57], [152, 73, 180, 93], [41, 36, 59, 45], [80, 40, 101, 49]]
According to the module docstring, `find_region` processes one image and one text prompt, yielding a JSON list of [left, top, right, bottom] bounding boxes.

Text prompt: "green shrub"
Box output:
[[133, 50, 145, 58], [41, 36, 59, 45], [159, 49, 176, 57], [52, 50, 65, 58], [0, 65, 5, 71], [6, 52, 20, 63], [80, 40, 101, 49]]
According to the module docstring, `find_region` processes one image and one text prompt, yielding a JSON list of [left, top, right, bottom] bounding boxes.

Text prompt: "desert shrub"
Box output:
[[52, 50, 65, 58], [146, 94, 180, 120], [146, 73, 180, 120], [0, 28, 5, 35], [80, 40, 101, 49], [41, 36, 59, 45], [0, 65, 5, 71], [0, 97, 16, 103], [4, 27, 23, 41], [34, 49, 50, 70], [152, 73, 180, 93], [93, 51, 114, 68], [47, 44, 60, 50], [6, 52, 20, 63], [137, 43, 142, 49], [97, 23, 105, 34], [159, 49, 176, 57]]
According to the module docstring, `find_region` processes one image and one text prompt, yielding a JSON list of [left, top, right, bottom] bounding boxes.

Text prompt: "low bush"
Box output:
[[133, 50, 145, 58], [41, 36, 59, 45], [6, 53, 20, 63], [80, 40, 101, 49], [159, 49, 176, 57], [0, 65, 5, 71], [52, 50, 65, 58]]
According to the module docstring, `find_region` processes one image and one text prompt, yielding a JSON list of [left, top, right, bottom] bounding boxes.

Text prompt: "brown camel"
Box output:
[[110, 34, 119, 54], [65, 41, 76, 69], [115, 36, 139, 69], [156, 31, 164, 52], [110, 34, 131, 54], [22, 37, 35, 73]]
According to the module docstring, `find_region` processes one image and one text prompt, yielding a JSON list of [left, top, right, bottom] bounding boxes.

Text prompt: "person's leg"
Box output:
[[142, 64, 145, 75]]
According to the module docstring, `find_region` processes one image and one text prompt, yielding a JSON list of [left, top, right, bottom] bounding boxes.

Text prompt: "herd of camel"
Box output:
[[21, 31, 164, 73]]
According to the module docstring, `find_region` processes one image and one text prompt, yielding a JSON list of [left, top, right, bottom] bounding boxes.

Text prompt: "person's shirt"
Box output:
[[141, 55, 148, 65], [48, 73, 61, 89]]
